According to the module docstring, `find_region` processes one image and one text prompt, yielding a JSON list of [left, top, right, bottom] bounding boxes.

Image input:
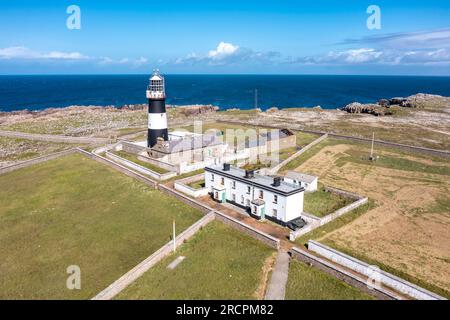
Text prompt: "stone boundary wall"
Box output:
[[290, 196, 368, 240], [0, 148, 76, 175], [92, 212, 216, 300], [105, 151, 176, 181], [270, 133, 329, 174], [76, 148, 157, 189], [214, 211, 280, 249], [325, 186, 363, 200], [137, 154, 179, 173], [158, 184, 214, 214], [0, 130, 110, 144], [216, 120, 450, 159], [173, 173, 208, 198], [120, 140, 147, 154], [290, 247, 399, 300], [307, 241, 447, 300]]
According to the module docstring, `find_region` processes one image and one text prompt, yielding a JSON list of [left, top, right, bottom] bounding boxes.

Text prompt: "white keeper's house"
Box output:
[[205, 164, 306, 229]]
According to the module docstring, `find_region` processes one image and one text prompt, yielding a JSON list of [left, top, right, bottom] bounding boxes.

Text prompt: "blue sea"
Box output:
[[1, 74, 450, 112]]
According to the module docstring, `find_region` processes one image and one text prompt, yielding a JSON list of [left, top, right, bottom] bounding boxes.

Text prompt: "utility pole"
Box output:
[[173, 219, 176, 252], [370, 132, 375, 160]]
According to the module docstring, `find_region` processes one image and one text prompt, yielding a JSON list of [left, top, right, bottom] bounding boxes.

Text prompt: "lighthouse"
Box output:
[[146, 69, 168, 148]]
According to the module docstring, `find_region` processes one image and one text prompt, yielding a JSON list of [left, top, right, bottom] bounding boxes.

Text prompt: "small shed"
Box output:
[[283, 171, 318, 192]]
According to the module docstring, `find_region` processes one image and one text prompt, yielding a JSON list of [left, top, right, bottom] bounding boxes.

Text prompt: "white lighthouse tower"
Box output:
[[146, 69, 168, 148]]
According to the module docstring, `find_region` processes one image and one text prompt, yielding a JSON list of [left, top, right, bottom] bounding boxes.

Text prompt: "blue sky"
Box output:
[[1, 0, 450, 75]]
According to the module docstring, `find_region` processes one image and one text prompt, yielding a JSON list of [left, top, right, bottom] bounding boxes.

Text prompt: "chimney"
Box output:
[[244, 169, 254, 179], [273, 176, 281, 187], [223, 163, 230, 171]]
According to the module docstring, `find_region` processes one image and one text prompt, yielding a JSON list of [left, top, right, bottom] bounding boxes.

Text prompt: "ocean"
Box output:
[[1, 74, 450, 112]]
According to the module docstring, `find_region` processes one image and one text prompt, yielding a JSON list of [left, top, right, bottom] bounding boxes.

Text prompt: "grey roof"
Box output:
[[164, 133, 223, 153], [244, 129, 293, 148], [285, 171, 317, 184], [205, 165, 304, 196]]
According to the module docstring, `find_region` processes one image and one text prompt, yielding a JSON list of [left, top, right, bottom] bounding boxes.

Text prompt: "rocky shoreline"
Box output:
[[341, 93, 449, 116]]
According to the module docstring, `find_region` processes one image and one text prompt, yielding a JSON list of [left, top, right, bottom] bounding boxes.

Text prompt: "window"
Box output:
[[232, 181, 236, 189], [273, 194, 278, 204], [259, 190, 264, 199], [221, 177, 225, 185], [247, 186, 251, 194], [241, 195, 244, 204], [232, 194, 236, 202], [272, 209, 278, 218], [246, 199, 250, 207], [211, 174, 214, 182]]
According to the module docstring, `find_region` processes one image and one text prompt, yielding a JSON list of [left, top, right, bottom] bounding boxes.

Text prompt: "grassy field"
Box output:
[[295, 132, 319, 147], [116, 221, 275, 299], [0, 153, 203, 299], [304, 183, 354, 217], [114, 150, 169, 174], [286, 260, 374, 300], [292, 138, 450, 297], [0, 137, 72, 165]]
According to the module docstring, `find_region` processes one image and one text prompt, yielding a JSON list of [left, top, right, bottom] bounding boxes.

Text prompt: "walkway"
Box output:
[[265, 250, 290, 300]]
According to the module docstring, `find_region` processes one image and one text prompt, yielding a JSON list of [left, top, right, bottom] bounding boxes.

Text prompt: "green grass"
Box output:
[[295, 132, 319, 147], [166, 168, 205, 182], [304, 183, 354, 217], [321, 239, 450, 300], [187, 180, 205, 189], [295, 200, 376, 246], [0, 137, 72, 163], [116, 221, 274, 299], [286, 260, 374, 300], [113, 150, 170, 174], [335, 149, 450, 176], [0, 153, 203, 299]]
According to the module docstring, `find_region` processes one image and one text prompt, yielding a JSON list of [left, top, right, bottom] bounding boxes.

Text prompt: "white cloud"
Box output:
[[99, 56, 148, 67], [207, 42, 239, 60], [173, 41, 281, 66], [0, 46, 89, 60]]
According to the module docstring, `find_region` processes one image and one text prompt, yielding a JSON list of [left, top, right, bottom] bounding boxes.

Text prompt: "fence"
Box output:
[[269, 133, 328, 174], [307, 240, 447, 300], [173, 173, 208, 198], [290, 193, 368, 240], [0, 148, 76, 175], [290, 246, 399, 300], [105, 151, 176, 180], [92, 212, 216, 300]]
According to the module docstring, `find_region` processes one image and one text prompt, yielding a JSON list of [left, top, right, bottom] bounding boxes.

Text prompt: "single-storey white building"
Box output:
[[283, 171, 318, 192], [205, 164, 306, 228]]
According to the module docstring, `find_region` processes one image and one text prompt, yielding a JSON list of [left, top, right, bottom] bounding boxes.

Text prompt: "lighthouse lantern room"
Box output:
[[146, 69, 169, 148]]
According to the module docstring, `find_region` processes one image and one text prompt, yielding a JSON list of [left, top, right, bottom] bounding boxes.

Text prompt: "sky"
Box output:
[[0, 0, 450, 75]]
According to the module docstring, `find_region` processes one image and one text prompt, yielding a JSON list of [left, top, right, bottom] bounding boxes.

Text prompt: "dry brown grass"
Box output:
[[294, 142, 450, 294]]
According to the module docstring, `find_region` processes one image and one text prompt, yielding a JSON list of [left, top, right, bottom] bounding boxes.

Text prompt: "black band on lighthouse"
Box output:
[[148, 99, 166, 114], [147, 128, 168, 148]]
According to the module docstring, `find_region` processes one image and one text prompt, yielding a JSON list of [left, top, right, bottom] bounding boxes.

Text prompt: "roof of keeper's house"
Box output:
[[285, 171, 318, 184], [206, 164, 304, 196]]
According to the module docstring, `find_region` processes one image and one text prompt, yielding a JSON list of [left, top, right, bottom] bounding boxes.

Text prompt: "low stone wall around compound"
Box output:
[[290, 246, 399, 300], [76, 148, 158, 189], [270, 133, 328, 174], [93, 212, 216, 300], [158, 184, 214, 214], [105, 151, 176, 181], [290, 196, 368, 240], [173, 173, 208, 198], [307, 240, 447, 301], [214, 211, 280, 250], [137, 154, 179, 173], [0, 148, 76, 175]]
